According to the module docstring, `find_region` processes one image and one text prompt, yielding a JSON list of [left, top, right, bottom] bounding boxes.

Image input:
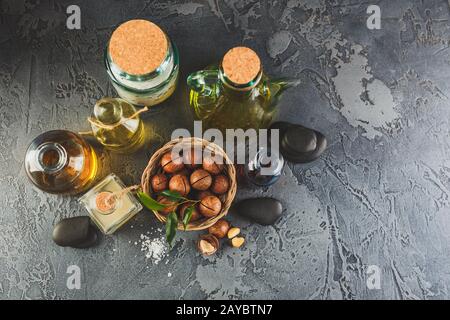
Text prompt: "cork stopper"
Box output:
[[109, 19, 168, 75], [222, 47, 261, 85]]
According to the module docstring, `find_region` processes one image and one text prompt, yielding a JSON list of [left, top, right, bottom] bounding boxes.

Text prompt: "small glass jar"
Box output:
[[104, 19, 179, 106], [79, 173, 142, 235], [244, 147, 285, 187], [24, 130, 99, 195]]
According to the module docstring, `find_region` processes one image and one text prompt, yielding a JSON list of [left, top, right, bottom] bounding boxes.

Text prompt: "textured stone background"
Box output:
[[1, 0, 450, 300]]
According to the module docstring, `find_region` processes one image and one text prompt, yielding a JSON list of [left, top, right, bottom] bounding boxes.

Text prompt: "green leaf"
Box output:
[[166, 211, 178, 248], [182, 206, 194, 231], [137, 191, 166, 211], [160, 190, 184, 201]]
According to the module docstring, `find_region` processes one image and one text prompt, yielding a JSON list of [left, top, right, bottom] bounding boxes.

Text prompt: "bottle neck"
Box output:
[[36, 142, 68, 173], [219, 67, 262, 98], [94, 98, 124, 125]]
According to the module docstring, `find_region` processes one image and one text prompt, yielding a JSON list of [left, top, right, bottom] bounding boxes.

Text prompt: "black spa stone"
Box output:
[[52, 216, 98, 248], [269, 121, 327, 163], [234, 198, 283, 226]]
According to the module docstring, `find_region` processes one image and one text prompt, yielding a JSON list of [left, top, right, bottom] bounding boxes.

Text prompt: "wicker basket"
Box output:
[[141, 137, 237, 231]]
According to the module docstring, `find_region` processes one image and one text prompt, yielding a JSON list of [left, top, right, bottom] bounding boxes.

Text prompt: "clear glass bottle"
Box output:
[[104, 19, 179, 106], [187, 46, 293, 133], [90, 98, 145, 153], [79, 173, 142, 235], [244, 147, 284, 187], [24, 130, 99, 195]]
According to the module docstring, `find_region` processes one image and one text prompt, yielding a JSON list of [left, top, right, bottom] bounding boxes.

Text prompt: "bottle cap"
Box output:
[[109, 19, 168, 75], [222, 47, 261, 86]]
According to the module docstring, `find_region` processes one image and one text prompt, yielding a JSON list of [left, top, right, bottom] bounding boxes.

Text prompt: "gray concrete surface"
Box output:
[[1, 0, 450, 299]]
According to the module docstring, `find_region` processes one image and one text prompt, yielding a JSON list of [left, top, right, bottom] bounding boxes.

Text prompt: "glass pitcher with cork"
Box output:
[[187, 47, 293, 132]]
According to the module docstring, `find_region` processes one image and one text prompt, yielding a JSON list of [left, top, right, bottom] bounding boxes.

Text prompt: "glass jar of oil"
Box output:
[[90, 98, 145, 153], [24, 130, 99, 195], [187, 47, 293, 133]]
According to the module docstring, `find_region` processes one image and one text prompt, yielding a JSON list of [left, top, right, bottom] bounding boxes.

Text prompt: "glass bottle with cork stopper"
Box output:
[[89, 97, 146, 153], [104, 19, 179, 106], [187, 46, 294, 133]]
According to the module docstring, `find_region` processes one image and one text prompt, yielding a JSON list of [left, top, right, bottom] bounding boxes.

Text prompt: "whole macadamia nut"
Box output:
[[197, 190, 213, 200], [161, 152, 184, 173], [211, 174, 229, 194], [208, 219, 230, 239], [169, 174, 191, 196], [190, 169, 212, 191], [202, 157, 224, 175], [183, 147, 203, 169], [151, 173, 168, 193], [199, 195, 222, 217]]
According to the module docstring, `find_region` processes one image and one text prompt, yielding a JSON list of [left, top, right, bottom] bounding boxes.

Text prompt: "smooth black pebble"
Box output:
[[52, 216, 98, 248], [270, 121, 327, 163], [235, 198, 283, 226]]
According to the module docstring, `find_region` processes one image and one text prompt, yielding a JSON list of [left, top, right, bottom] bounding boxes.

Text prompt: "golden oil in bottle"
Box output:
[[90, 98, 145, 153], [24, 130, 99, 195], [188, 47, 291, 133]]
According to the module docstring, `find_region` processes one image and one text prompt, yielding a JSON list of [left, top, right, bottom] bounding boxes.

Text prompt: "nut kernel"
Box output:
[[227, 227, 240, 239]]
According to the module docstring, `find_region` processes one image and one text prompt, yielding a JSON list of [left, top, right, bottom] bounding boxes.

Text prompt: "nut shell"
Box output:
[[161, 152, 184, 173], [202, 157, 224, 175], [151, 173, 168, 193], [156, 196, 178, 215], [211, 175, 229, 194], [208, 219, 230, 239], [199, 195, 222, 217], [169, 174, 191, 196], [190, 169, 212, 191], [197, 234, 220, 256]]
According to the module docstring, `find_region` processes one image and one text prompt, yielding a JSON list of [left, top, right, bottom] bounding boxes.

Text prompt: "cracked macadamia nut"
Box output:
[[157, 196, 178, 215], [208, 219, 230, 239], [211, 174, 229, 194], [202, 157, 224, 175], [190, 169, 212, 191], [199, 195, 222, 217], [197, 234, 219, 256], [161, 152, 184, 173], [151, 173, 168, 193], [178, 203, 201, 222], [169, 174, 191, 196], [183, 147, 203, 169]]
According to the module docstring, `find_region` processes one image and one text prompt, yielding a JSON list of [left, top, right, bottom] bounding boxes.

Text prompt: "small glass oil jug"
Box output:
[[187, 46, 293, 132], [89, 98, 145, 153]]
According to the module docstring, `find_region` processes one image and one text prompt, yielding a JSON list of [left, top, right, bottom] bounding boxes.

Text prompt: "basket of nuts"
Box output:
[[140, 137, 237, 236]]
